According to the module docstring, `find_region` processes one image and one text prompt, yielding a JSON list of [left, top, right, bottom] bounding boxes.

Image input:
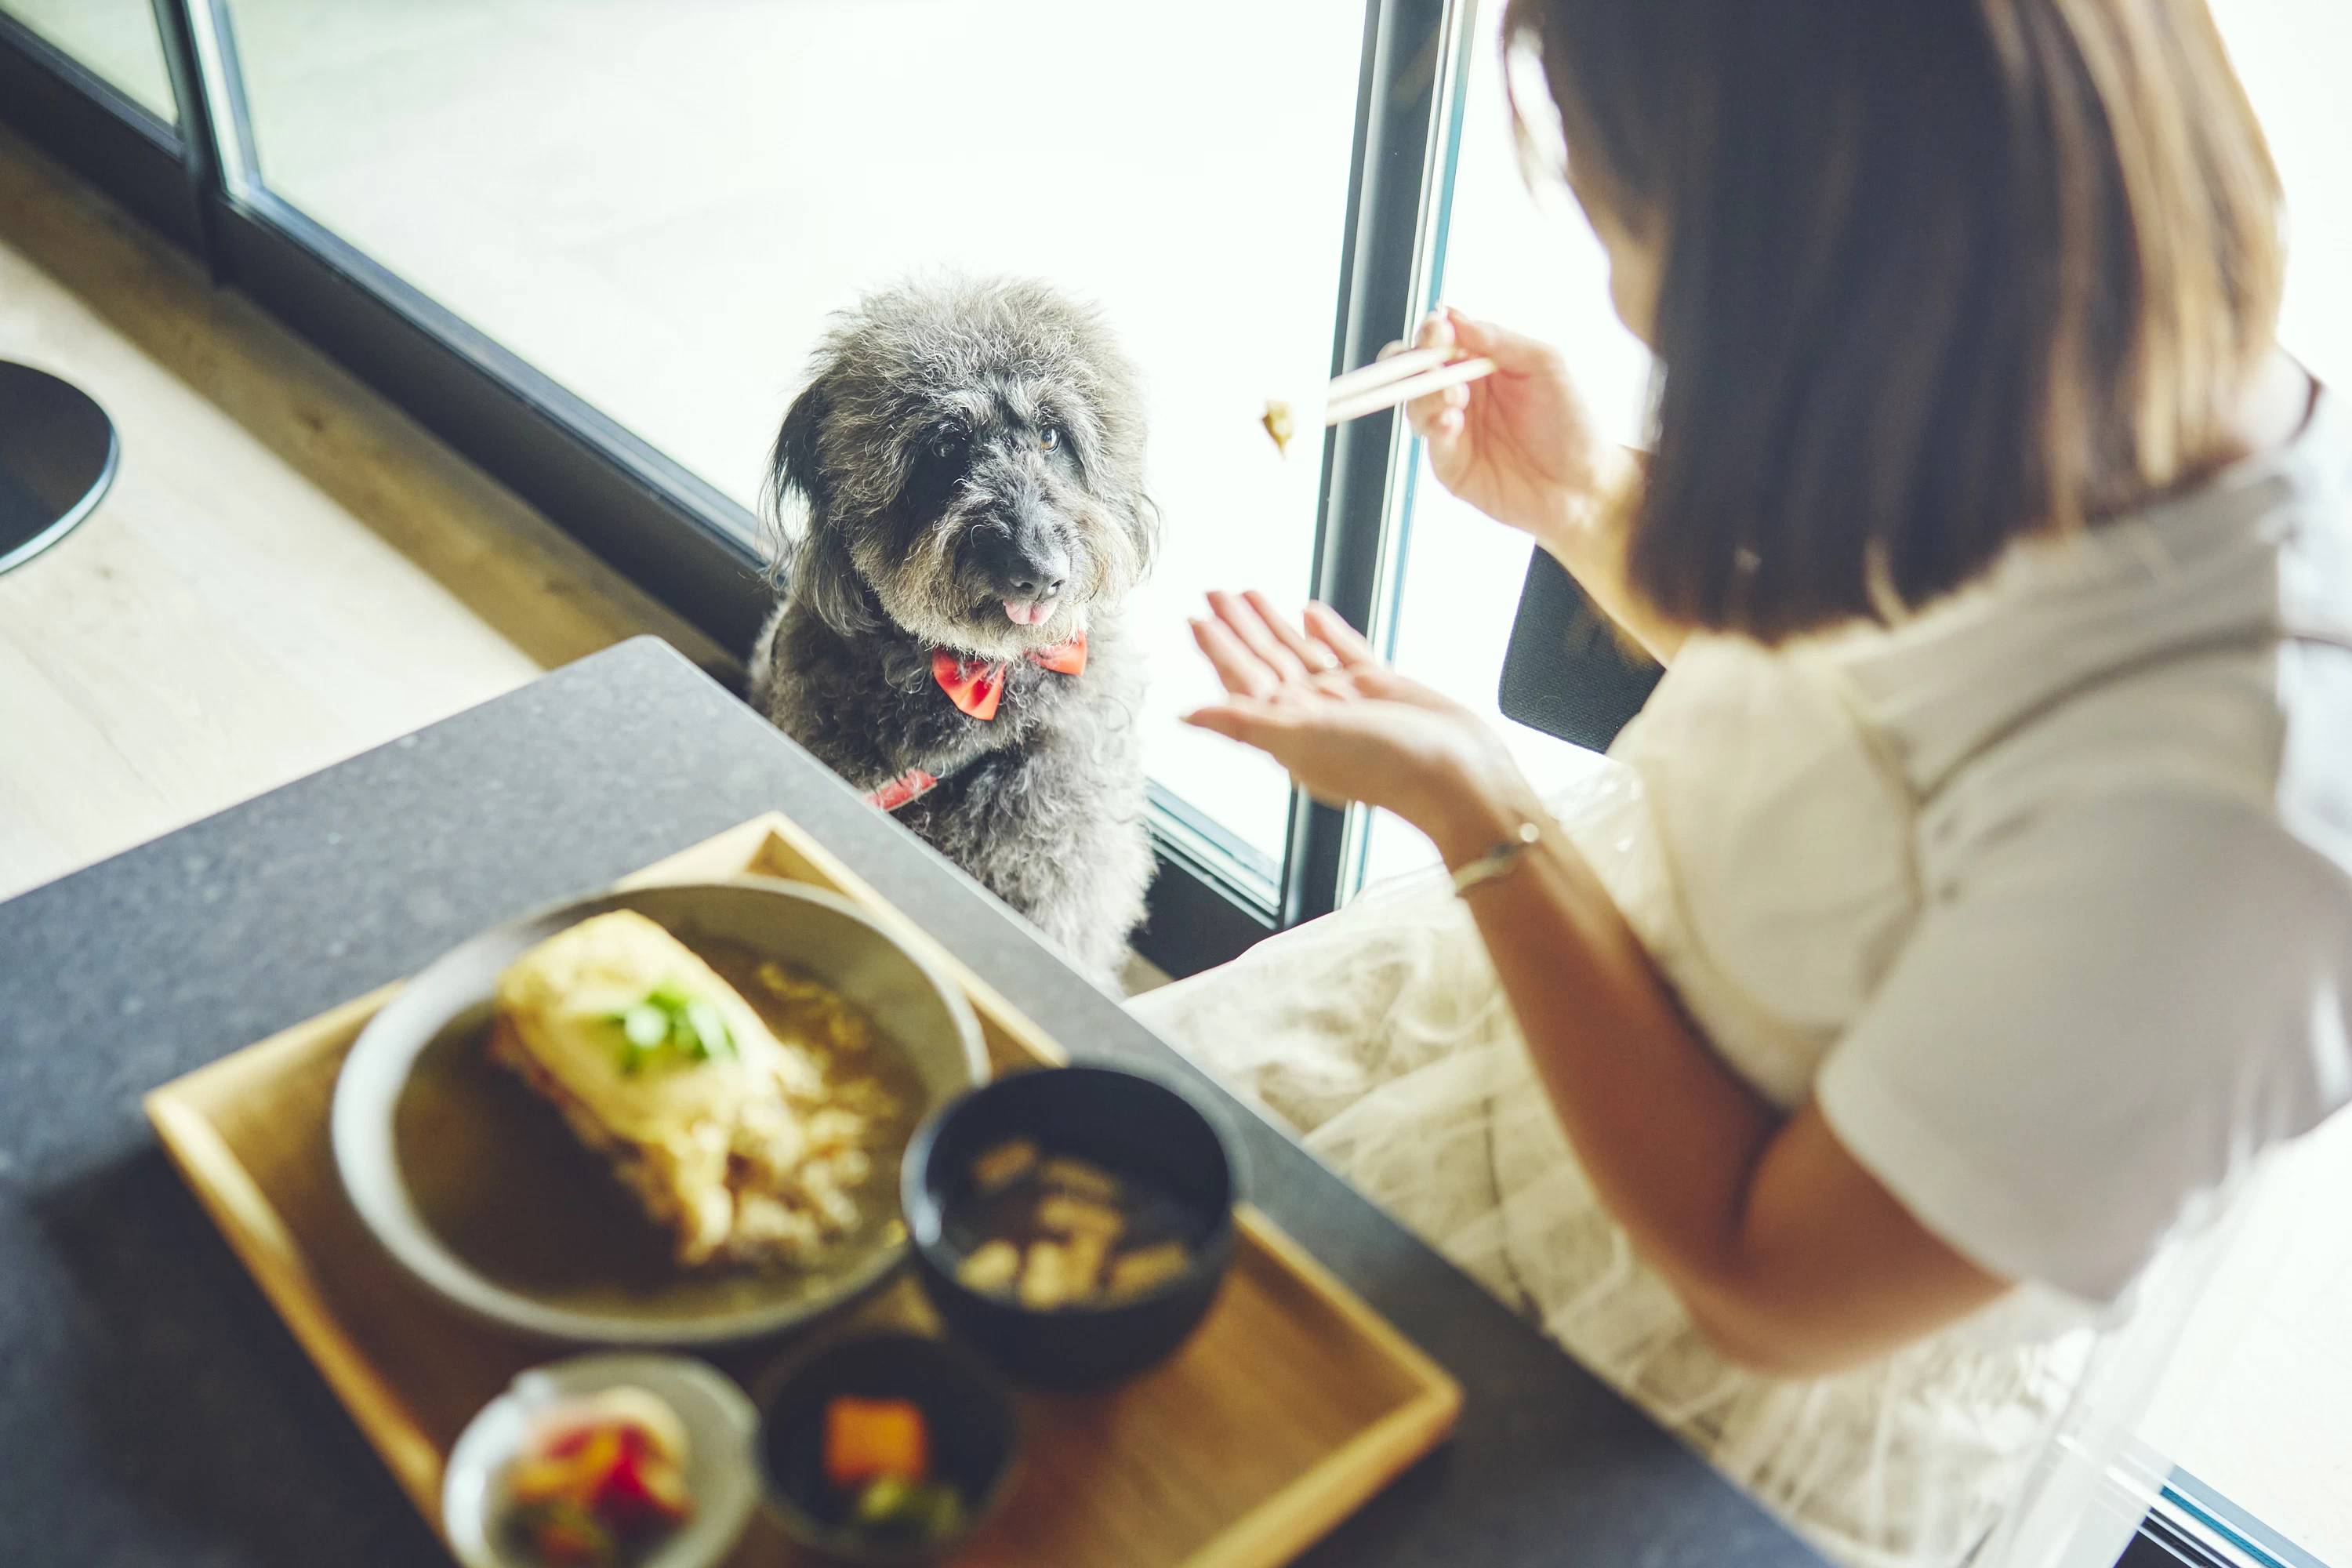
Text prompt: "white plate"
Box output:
[[443, 1352, 761, 1568]]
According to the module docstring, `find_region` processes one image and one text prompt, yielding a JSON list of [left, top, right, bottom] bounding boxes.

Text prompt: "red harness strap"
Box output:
[[862, 768, 940, 813]]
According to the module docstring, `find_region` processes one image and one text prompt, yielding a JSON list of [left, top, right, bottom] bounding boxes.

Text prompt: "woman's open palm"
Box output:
[[1181, 591, 1508, 823]]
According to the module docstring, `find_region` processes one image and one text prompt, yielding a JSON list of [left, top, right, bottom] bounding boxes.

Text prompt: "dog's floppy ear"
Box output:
[[762, 375, 878, 637], [1126, 488, 1163, 581], [760, 378, 829, 579]]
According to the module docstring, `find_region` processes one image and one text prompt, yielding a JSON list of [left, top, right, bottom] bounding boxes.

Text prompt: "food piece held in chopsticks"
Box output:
[[1261, 399, 1299, 457], [491, 909, 887, 1269], [1263, 347, 1499, 452]]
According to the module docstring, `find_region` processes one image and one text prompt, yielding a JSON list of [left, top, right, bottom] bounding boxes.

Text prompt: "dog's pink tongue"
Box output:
[[1004, 599, 1051, 626]]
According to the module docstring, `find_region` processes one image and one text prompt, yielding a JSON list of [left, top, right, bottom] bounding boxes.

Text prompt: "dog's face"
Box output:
[[765, 278, 1157, 662]]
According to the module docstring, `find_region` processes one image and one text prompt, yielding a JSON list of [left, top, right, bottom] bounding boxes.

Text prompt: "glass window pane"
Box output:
[[2, 0, 179, 125], [2223, 0, 2352, 389], [217, 0, 1369, 868], [2132, 7, 2352, 1562], [1360, 5, 1651, 890]]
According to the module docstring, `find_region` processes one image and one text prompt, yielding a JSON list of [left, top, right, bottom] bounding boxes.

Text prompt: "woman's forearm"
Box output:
[[1419, 773, 1779, 1316], [1418, 765, 2010, 1374], [1183, 590, 2006, 1374]]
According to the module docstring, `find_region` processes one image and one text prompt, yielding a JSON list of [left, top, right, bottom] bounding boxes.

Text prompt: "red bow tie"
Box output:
[[931, 633, 1087, 721]]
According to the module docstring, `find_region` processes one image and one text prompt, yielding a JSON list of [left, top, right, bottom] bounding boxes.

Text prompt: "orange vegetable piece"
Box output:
[[823, 1396, 929, 1490]]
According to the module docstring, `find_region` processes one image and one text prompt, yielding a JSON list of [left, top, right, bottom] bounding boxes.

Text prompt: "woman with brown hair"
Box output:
[[1131, 2, 2352, 1563]]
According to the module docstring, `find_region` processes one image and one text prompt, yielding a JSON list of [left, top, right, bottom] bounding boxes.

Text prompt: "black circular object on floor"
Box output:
[[0, 361, 118, 575]]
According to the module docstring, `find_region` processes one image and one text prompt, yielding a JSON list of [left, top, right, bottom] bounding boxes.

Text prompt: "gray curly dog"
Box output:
[[750, 278, 1160, 980]]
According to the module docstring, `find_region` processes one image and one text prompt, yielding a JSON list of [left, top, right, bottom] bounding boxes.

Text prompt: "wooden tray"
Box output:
[[146, 812, 1461, 1567]]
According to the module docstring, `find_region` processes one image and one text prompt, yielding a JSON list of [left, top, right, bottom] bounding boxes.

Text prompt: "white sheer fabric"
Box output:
[[1132, 761, 2103, 1568]]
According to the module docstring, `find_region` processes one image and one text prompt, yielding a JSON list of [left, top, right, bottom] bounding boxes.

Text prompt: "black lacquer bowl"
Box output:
[[902, 1065, 1239, 1387]]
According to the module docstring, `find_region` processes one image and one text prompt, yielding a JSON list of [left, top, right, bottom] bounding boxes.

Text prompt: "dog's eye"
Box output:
[[1038, 426, 1061, 453], [906, 423, 973, 517]]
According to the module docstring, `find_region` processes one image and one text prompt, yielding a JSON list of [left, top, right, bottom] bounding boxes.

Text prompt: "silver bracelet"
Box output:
[[1450, 820, 1543, 896]]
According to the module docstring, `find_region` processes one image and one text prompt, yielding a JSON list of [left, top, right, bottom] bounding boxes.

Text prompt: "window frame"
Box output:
[[1290, 0, 1480, 926], [2118, 1469, 2336, 1568], [0, 8, 195, 249]]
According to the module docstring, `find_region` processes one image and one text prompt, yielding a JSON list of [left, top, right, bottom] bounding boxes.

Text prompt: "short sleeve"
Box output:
[[1814, 791, 2352, 1305]]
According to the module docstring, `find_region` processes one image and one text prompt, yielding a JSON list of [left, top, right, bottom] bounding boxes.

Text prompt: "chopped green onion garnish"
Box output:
[[684, 998, 734, 1059], [604, 982, 736, 1072]]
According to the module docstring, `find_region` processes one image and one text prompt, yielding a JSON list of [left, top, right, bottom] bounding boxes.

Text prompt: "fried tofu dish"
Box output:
[[490, 909, 891, 1269]]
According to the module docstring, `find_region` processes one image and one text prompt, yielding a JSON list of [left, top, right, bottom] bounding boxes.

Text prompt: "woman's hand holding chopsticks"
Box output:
[[1389, 307, 1684, 663], [1388, 308, 1607, 540]]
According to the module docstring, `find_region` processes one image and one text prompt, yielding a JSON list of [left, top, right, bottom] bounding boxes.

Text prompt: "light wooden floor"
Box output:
[[0, 120, 724, 902]]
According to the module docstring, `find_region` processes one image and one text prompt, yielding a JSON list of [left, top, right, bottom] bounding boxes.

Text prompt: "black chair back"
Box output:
[[1496, 545, 1663, 753]]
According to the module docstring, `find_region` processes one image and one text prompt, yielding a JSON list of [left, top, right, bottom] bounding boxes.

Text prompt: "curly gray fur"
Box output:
[[750, 278, 1160, 978]]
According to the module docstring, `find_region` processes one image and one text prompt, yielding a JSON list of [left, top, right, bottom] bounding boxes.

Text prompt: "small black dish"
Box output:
[[902, 1065, 1240, 1387], [756, 1330, 1020, 1566]]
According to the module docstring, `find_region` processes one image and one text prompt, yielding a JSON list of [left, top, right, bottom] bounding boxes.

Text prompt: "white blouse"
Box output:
[[1131, 386, 2352, 1568], [1612, 387, 2352, 1311]]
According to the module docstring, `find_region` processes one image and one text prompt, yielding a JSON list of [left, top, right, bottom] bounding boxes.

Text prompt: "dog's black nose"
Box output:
[[1010, 561, 1068, 600], [978, 530, 1071, 601]]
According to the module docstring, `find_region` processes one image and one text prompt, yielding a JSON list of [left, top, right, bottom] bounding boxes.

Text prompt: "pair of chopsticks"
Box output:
[[1321, 345, 1497, 426]]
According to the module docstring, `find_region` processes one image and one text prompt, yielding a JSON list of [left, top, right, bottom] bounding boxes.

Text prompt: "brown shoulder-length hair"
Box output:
[[1501, 0, 2285, 640]]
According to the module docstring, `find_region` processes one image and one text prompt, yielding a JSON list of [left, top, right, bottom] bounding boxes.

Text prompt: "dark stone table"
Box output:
[[0, 637, 1817, 1567]]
